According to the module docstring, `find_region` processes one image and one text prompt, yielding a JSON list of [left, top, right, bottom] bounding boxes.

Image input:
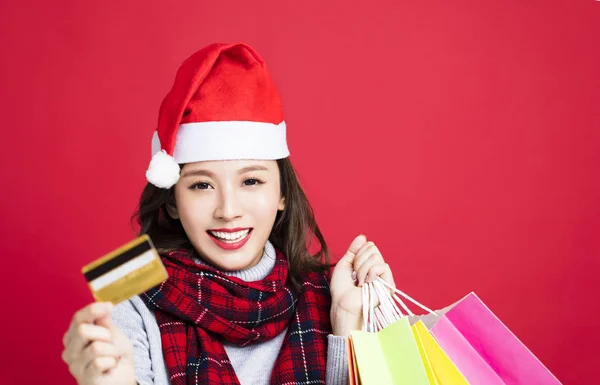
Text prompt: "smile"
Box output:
[[207, 228, 253, 250]]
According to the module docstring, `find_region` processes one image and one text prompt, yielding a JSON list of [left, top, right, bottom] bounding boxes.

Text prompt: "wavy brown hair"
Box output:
[[131, 158, 331, 287]]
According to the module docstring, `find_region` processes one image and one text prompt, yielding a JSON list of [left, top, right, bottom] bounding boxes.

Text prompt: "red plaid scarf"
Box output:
[[141, 248, 332, 385]]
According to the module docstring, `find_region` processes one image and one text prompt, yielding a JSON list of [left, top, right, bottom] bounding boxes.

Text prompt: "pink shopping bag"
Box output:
[[375, 278, 562, 385], [428, 292, 561, 385]]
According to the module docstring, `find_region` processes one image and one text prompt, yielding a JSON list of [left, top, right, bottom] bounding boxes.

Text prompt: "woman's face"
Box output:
[[169, 159, 285, 271]]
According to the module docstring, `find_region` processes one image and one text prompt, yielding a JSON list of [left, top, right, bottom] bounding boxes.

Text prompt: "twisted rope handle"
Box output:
[[361, 277, 439, 332]]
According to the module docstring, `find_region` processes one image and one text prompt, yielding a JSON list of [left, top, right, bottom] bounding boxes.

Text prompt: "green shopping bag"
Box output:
[[351, 318, 431, 385], [349, 282, 431, 385]]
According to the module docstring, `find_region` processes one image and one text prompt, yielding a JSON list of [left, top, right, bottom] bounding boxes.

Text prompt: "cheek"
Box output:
[[245, 188, 281, 218], [175, 191, 210, 230]]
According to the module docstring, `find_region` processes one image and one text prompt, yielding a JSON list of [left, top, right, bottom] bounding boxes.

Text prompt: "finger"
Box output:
[[84, 356, 118, 376], [339, 235, 368, 266], [74, 302, 114, 325], [366, 262, 395, 289], [63, 326, 74, 348], [355, 241, 376, 258], [68, 360, 85, 380], [64, 323, 113, 362], [94, 316, 135, 360], [81, 341, 122, 372], [63, 313, 83, 348], [94, 313, 113, 329], [61, 348, 71, 365], [356, 255, 381, 286], [98, 316, 136, 359], [353, 243, 382, 274], [64, 302, 112, 348]]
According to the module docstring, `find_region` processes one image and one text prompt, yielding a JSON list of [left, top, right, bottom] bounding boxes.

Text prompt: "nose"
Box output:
[[213, 187, 243, 221]]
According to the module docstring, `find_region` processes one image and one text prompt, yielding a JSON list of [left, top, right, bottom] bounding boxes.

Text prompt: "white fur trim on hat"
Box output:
[[147, 120, 289, 188], [145, 150, 181, 188], [179, 120, 288, 162]]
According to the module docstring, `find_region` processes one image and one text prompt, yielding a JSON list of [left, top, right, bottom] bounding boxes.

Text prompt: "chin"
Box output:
[[221, 260, 256, 271]]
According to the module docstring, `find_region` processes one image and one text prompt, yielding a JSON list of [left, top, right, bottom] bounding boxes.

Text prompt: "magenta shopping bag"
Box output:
[[429, 292, 561, 385]]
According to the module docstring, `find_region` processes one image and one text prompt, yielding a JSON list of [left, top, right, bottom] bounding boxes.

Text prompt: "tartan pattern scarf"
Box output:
[[141, 247, 332, 385]]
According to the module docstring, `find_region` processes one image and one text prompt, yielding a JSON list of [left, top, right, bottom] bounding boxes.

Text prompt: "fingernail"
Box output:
[[351, 271, 357, 281]]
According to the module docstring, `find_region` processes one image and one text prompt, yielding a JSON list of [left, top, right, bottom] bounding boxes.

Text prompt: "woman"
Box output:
[[61, 42, 396, 385]]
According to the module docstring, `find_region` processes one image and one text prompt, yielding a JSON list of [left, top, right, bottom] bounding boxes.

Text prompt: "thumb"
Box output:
[[94, 309, 133, 358], [94, 309, 117, 331], [339, 234, 367, 266], [95, 311, 127, 343]]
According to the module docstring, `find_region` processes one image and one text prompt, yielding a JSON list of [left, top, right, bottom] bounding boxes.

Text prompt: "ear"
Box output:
[[277, 195, 286, 211], [165, 201, 180, 219]]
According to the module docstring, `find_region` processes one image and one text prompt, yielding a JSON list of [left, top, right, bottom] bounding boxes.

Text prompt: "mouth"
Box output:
[[206, 228, 253, 250]]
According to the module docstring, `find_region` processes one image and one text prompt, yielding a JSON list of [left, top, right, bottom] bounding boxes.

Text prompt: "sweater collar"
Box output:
[[192, 240, 276, 282]]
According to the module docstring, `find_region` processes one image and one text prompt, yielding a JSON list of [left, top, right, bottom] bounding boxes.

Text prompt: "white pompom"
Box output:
[[145, 150, 180, 188]]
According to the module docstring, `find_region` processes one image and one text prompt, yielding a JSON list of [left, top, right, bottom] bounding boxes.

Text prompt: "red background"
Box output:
[[1, 1, 598, 384]]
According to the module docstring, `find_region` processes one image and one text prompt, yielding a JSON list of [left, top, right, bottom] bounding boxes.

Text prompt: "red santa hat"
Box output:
[[146, 43, 289, 188]]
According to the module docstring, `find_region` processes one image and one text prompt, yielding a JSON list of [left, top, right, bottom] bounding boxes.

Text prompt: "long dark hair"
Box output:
[[131, 158, 331, 287]]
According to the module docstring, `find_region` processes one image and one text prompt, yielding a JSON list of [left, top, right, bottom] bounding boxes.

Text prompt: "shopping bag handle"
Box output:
[[376, 277, 437, 315], [362, 281, 404, 331], [361, 278, 441, 332]]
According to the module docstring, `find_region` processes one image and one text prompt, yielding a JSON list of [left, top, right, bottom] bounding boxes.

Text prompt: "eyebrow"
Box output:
[[181, 165, 269, 178], [237, 165, 269, 174]]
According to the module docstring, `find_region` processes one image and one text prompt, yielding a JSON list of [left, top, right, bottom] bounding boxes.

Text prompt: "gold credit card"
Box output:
[[82, 234, 168, 305]]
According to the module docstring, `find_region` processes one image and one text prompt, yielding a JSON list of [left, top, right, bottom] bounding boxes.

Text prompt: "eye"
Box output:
[[243, 178, 263, 186], [189, 182, 212, 190]]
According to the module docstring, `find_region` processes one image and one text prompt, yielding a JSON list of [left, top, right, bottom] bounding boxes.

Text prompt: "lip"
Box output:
[[207, 228, 253, 251], [208, 227, 250, 233]]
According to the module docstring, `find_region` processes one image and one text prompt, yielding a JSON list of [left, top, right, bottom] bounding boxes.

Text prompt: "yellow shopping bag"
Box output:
[[412, 322, 438, 384], [412, 321, 469, 385]]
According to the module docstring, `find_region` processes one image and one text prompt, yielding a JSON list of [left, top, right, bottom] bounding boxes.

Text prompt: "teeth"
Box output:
[[209, 229, 250, 241]]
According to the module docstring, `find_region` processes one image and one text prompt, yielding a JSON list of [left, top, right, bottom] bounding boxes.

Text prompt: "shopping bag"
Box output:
[[411, 322, 439, 384], [351, 317, 431, 385], [348, 281, 433, 385], [346, 335, 361, 385], [365, 279, 468, 385], [412, 320, 469, 385], [375, 278, 562, 385], [429, 292, 562, 385]]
